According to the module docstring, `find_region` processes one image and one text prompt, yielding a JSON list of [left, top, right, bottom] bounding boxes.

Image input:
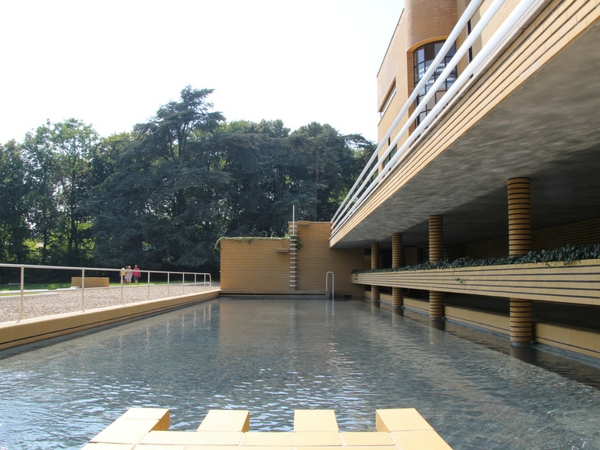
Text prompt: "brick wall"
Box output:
[[220, 222, 365, 298], [220, 238, 293, 294]]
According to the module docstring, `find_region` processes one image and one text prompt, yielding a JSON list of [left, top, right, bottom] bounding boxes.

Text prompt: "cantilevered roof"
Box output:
[[331, 14, 600, 250]]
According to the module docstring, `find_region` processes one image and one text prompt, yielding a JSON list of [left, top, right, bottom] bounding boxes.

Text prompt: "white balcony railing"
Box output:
[[331, 0, 546, 239]]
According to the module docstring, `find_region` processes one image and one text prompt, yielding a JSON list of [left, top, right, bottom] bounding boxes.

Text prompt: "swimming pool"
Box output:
[[1, 298, 599, 449]]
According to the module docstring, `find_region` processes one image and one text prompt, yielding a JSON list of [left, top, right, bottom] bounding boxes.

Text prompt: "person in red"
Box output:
[[133, 265, 141, 284]]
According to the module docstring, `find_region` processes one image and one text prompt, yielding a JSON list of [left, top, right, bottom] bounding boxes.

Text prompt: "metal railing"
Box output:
[[0, 263, 213, 323], [326, 271, 335, 300], [331, 0, 546, 237]]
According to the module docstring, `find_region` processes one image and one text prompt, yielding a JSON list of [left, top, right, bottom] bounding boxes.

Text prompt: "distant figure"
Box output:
[[133, 265, 141, 284], [125, 266, 133, 284], [120, 267, 126, 283]]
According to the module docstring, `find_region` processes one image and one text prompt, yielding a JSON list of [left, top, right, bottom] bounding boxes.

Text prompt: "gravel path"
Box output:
[[0, 284, 219, 324]]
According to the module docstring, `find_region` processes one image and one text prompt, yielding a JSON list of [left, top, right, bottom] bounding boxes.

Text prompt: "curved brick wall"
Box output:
[[405, 0, 457, 50]]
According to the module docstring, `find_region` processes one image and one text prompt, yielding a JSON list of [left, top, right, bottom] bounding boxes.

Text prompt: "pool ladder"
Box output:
[[326, 271, 335, 299], [289, 220, 297, 289]]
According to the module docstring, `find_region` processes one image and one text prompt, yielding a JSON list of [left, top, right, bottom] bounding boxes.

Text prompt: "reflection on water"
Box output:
[[0, 298, 599, 449]]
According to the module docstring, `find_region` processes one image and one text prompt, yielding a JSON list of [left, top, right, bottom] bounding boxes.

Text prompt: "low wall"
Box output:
[[0, 290, 219, 351], [535, 322, 600, 359], [445, 306, 509, 336], [371, 294, 600, 360]]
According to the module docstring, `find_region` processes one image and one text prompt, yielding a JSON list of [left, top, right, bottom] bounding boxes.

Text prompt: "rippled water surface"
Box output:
[[1, 298, 600, 449]]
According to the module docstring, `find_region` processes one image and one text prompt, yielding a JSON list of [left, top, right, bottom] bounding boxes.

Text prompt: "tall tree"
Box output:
[[289, 123, 369, 221], [22, 124, 59, 264], [21, 119, 100, 266], [0, 140, 29, 263], [53, 119, 101, 265], [94, 86, 228, 271]]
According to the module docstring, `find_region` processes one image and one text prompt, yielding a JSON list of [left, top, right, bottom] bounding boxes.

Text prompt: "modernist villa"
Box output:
[[2, 1, 600, 449], [222, 0, 600, 359]]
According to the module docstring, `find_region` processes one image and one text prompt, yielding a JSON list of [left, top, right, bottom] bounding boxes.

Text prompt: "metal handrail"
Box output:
[[0, 262, 212, 322], [326, 271, 335, 300], [331, 0, 544, 237]]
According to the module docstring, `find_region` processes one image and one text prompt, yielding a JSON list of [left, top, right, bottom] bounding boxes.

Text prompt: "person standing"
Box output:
[[125, 266, 133, 284], [133, 265, 141, 284], [120, 267, 126, 284]]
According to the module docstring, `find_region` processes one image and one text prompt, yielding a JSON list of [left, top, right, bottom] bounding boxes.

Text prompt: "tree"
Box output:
[[288, 123, 370, 221], [93, 86, 228, 271], [215, 119, 294, 237], [21, 119, 100, 266], [22, 124, 59, 264], [0, 140, 29, 263], [53, 119, 101, 265]]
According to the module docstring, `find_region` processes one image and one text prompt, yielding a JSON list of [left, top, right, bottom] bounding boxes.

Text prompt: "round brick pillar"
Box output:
[[371, 242, 380, 304], [508, 178, 532, 256], [508, 178, 533, 346], [429, 215, 444, 320], [392, 233, 403, 312]]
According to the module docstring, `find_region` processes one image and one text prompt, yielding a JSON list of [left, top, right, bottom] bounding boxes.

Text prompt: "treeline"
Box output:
[[0, 86, 373, 275]]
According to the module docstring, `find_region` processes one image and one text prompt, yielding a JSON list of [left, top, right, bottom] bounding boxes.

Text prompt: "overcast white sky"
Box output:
[[0, 0, 404, 145]]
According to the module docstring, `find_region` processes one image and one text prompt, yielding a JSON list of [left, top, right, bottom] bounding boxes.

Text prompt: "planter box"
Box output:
[[353, 259, 600, 306], [71, 277, 110, 288]]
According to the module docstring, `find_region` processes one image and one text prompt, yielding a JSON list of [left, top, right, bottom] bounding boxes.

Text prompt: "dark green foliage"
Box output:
[[1, 86, 372, 274], [93, 87, 229, 271], [0, 141, 29, 263], [20, 119, 104, 266], [352, 244, 600, 274]]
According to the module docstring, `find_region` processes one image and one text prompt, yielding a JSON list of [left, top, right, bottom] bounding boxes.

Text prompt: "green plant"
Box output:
[[289, 235, 303, 250], [214, 236, 290, 252], [352, 244, 600, 275]]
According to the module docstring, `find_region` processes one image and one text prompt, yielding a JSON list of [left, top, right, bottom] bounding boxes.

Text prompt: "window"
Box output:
[[413, 41, 457, 125], [379, 81, 396, 118], [382, 145, 398, 168]]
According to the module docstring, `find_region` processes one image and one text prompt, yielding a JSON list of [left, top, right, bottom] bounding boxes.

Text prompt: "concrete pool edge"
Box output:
[[0, 289, 220, 351]]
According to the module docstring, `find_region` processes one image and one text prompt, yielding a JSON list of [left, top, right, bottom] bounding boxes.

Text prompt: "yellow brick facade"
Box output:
[[220, 222, 364, 298]]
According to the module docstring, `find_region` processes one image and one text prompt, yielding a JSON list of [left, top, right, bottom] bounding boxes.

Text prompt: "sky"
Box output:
[[0, 1, 404, 145]]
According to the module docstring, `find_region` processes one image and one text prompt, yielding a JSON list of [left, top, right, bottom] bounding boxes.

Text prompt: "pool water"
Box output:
[[1, 298, 599, 449]]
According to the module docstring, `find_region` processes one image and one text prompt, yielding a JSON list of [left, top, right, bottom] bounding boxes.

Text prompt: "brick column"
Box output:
[[429, 215, 444, 320], [508, 178, 533, 346], [391, 233, 403, 312], [371, 242, 380, 304]]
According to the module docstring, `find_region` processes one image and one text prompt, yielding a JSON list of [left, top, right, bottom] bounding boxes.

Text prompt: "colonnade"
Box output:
[[369, 177, 533, 346]]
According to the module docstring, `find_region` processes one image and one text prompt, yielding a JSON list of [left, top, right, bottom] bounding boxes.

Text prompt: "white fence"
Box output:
[[0, 263, 213, 323]]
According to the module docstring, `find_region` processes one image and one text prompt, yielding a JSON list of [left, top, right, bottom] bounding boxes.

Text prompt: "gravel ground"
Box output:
[[0, 284, 219, 324]]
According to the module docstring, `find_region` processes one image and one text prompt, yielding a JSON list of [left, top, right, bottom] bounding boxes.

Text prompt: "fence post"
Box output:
[[19, 266, 24, 322], [81, 268, 85, 311], [147, 271, 151, 300], [182, 273, 185, 294], [167, 272, 170, 296]]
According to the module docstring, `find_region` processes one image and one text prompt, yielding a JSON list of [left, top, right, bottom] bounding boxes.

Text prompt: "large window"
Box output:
[[413, 41, 457, 125]]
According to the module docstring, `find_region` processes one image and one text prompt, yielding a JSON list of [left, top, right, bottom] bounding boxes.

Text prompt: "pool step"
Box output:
[[82, 407, 452, 449]]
